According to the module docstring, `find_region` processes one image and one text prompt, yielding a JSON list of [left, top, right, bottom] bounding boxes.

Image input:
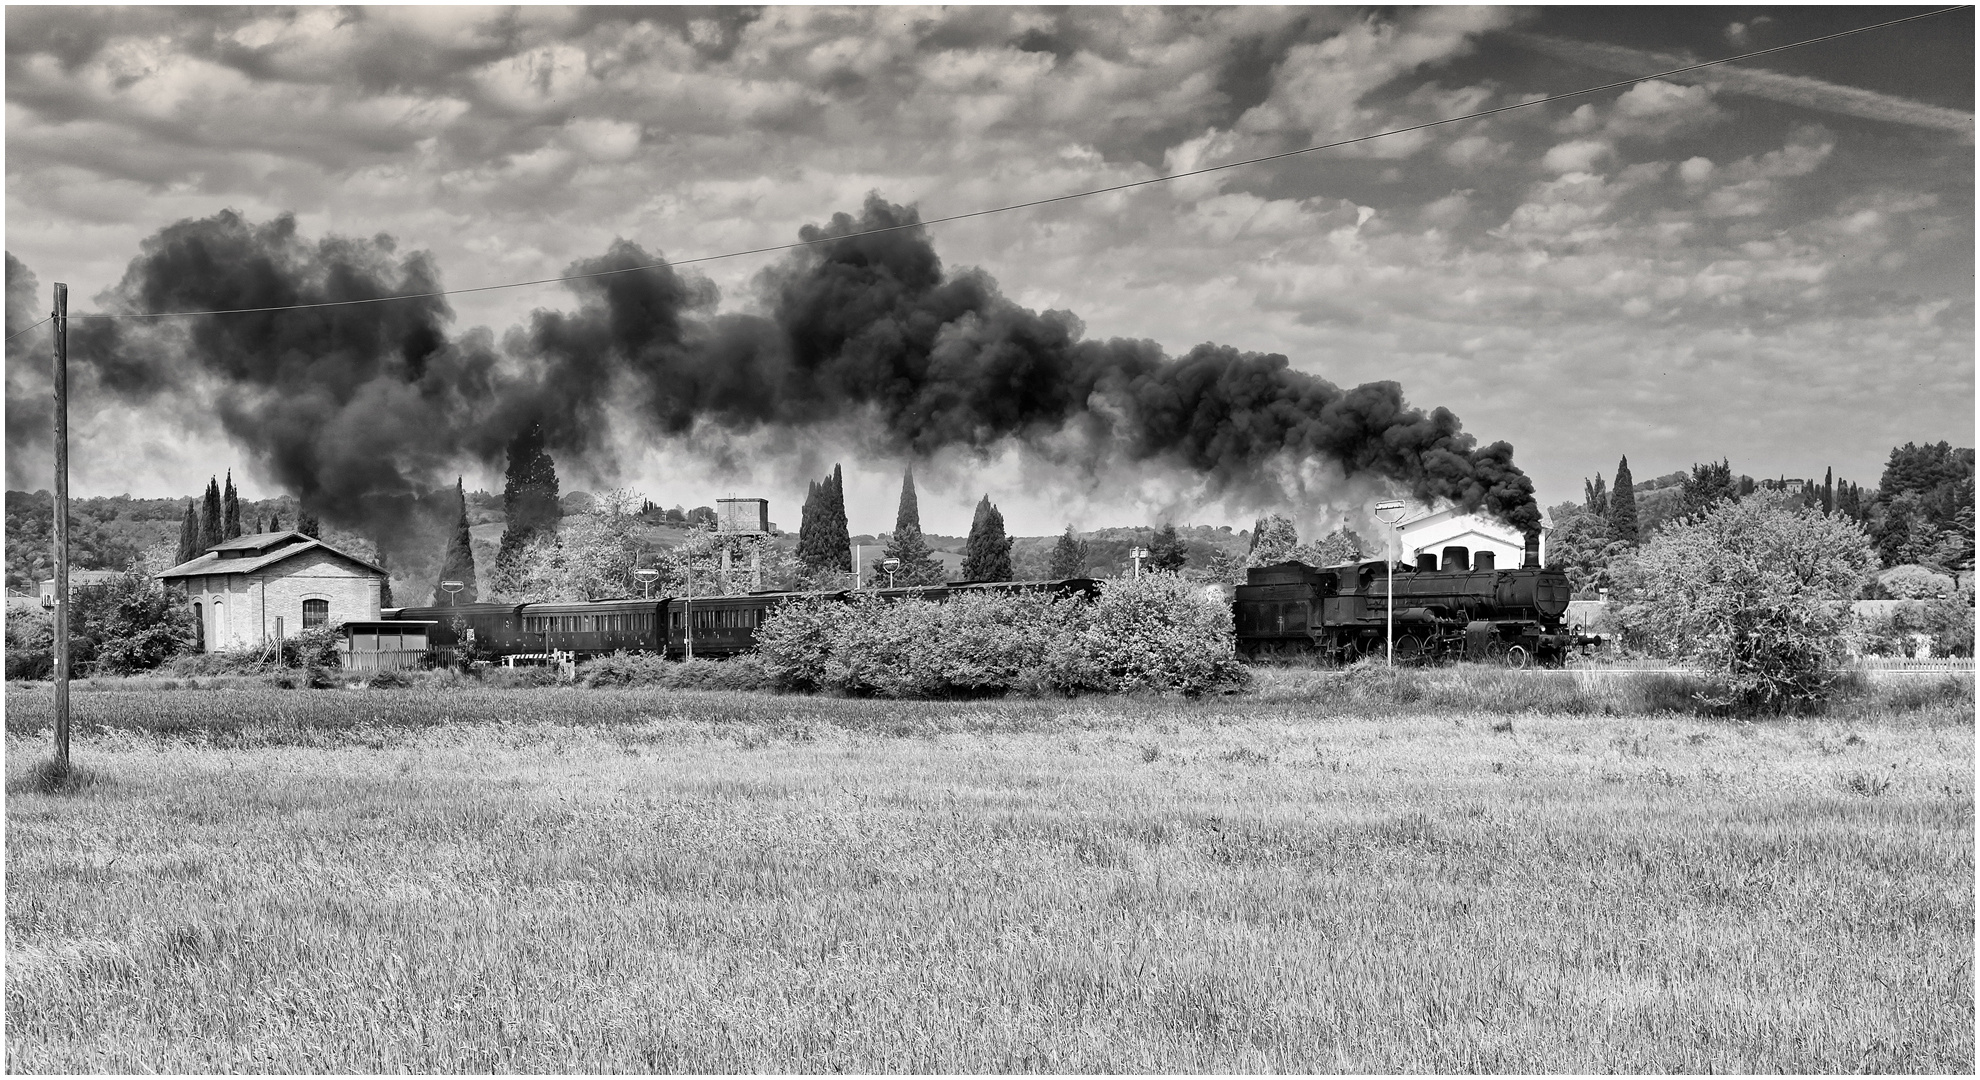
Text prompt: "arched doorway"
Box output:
[[192, 602, 204, 650]]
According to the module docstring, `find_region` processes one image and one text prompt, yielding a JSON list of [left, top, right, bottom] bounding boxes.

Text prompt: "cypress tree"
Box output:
[[1822, 467, 1834, 515], [435, 477, 479, 604], [824, 464, 852, 572], [221, 472, 242, 540], [297, 508, 320, 538], [1048, 524, 1088, 579], [962, 495, 1013, 581], [199, 476, 223, 552], [796, 479, 824, 568], [175, 501, 201, 565], [881, 465, 943, 585], [496, 422, 562, 575], [268, 512, 281, 532], [1147, 522, 1188, 573], [1609, 455, 1638, 543], [377, 549, 394, 608]]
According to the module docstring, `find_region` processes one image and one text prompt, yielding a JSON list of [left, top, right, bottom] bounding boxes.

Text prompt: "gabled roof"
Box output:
[[156, 534, 386, 580]]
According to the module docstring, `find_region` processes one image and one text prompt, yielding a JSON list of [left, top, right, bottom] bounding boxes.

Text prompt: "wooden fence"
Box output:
[[341, 649, 431, 673]]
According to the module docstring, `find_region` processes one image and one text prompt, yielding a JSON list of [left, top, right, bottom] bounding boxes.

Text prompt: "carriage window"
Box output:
[[302, 599, 328, 630]]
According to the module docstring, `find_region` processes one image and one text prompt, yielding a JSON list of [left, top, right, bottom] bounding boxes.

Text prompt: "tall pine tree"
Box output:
[[434, 477, 479, 604], [221, 472, 242, 540], [1048, 524, 1088, 578], [175, 501, 201, 565], [199, 476, 223, 552], [495, 422, 562, 577], [1609, 455, 1638, 543], [881, 465, 943, 585], [962, 495, 1013, 581]]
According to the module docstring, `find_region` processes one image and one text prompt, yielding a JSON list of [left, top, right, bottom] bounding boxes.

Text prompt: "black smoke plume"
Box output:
[[5, 196, 1539, 574]]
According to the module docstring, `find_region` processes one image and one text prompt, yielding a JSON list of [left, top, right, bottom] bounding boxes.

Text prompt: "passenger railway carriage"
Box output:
[[384, 578, 1099, 664]]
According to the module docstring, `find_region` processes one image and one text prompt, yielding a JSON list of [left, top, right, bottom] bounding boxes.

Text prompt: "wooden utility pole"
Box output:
[[51, 282, 70, 770]]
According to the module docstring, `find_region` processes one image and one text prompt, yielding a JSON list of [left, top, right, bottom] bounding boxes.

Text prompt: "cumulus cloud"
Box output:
[[4, 7, 1970, 529]]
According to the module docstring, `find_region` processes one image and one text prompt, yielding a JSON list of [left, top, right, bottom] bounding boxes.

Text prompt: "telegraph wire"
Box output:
[[31, 4, 1970, 325], [6, 317, 52, 343]]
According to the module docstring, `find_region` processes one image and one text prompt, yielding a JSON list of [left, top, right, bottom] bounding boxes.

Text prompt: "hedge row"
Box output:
[[754, 574, 1248, 698]]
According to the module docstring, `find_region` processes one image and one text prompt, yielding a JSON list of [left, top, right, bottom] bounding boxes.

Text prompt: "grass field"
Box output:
[[6, 677, 1973, 1071]]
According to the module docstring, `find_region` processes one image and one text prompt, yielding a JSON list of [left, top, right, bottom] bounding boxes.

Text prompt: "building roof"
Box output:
[[39, 569, 128, 589], [156, 532, 386, 580]]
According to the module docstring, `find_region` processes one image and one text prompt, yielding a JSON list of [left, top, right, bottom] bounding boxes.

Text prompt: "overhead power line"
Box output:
[[22, 4, 1967, 328]]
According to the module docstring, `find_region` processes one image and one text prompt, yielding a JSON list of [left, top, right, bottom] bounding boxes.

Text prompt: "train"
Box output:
[[1233, 541, 1588, 665], [376, 541, 1588, 669], [381, 578, 1101, 664]]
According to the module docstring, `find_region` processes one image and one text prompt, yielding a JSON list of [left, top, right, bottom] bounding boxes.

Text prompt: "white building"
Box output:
[[1390, 506, 1546, 571], [156, 531, 386, 652]]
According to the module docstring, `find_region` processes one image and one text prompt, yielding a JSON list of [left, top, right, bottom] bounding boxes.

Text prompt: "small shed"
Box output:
[[341, 620, 438, 672]]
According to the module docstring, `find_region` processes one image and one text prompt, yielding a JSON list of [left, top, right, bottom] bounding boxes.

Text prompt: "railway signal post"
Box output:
[[1374, 500, 1407, 668]]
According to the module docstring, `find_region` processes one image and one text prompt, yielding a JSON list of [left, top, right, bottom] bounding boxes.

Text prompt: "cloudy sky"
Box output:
[[5, 4, 1972, 538]]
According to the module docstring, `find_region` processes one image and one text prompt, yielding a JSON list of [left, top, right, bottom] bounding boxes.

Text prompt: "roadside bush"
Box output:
[[757, 576, 1247, 698], [5, 609, 54, 681], [577, 652, 674, 687]]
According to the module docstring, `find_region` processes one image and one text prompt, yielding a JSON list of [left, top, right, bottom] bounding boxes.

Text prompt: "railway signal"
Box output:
[[634, 568, 659, 599]]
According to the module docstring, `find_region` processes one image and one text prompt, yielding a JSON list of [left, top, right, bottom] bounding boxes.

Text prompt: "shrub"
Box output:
[[1877, 564, 1957, 600], [1611, 493, 1876, 710], [577, 652, 674, 688], [5, 609, 54, 681], [278, 627, 342, 670], [756, 576, 1247, 698], [1057, 574, 1249, 696]]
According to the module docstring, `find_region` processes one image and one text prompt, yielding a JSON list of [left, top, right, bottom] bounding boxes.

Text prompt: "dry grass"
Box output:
[[5, 687, 1972, 1072]]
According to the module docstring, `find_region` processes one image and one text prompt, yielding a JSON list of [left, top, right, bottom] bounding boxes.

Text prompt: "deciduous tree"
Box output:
[[1612, 493, 1876, 709]]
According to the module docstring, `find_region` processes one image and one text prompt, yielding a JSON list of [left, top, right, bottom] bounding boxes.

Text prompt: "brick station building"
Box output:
[[156, 531, 386, 652]]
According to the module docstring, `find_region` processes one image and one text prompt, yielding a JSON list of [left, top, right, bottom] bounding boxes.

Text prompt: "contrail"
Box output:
[[1506, 32, 1975, 138]]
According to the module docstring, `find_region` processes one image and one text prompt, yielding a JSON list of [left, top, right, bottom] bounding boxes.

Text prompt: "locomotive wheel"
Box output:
[[1393, 634, 1424, 664], [1484, 638, 1509, 664], [1502, 643, 1534, 668]]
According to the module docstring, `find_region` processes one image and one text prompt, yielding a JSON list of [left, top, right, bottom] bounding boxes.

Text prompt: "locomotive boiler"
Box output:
[[1232, 542, 1584, 665]]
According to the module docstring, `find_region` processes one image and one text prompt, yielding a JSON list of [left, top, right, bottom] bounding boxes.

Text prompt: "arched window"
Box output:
[[303, 599, 328, 630], [192, 603, 204, 649]]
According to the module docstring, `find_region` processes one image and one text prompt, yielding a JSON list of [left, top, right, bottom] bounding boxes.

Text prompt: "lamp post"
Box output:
[[883, 557, 900, 589], [440, 579, 464, 606], [634, 567, 659, 600], [1130, 545, 1150, 579], [1374, 501, 1407, 667]]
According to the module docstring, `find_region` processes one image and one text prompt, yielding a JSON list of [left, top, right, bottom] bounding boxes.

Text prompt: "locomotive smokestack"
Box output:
[[1522, 531, 1541, 569]]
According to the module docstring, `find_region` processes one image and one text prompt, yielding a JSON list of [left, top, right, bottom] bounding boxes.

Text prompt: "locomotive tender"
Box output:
[[1232, 542, 1581, 665]]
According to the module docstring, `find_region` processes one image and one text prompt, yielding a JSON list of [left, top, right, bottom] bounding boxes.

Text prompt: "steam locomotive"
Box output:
[[382, 578, 1100, 663], [1232, 541, 1586, 666]]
